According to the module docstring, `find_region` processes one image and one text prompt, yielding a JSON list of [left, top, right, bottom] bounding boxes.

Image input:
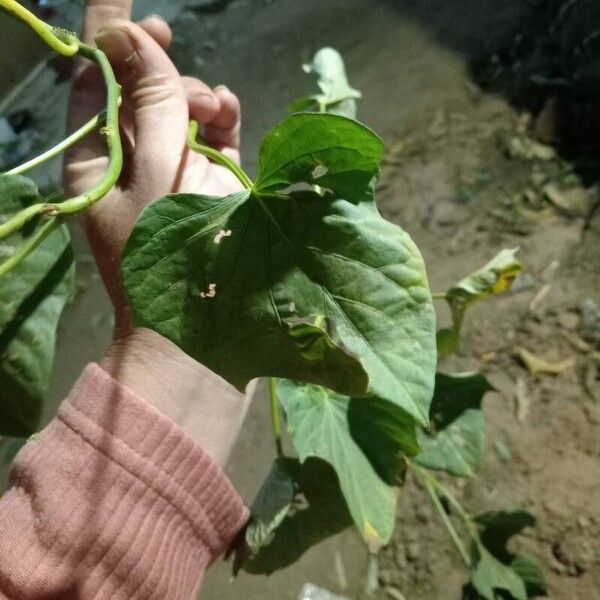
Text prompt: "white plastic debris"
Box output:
[[298, 583, 351, 600]]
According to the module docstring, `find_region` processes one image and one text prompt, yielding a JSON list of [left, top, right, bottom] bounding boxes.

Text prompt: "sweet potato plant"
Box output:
[[0, 3, 546, 597]]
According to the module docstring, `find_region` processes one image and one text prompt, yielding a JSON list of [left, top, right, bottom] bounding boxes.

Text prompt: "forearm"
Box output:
[[100, 327, 254, 467], [0, 348, 251, 598]]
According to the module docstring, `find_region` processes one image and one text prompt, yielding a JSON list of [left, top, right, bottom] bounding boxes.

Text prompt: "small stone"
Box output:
[[581, 299, 600, 348], [558, 312, 580, 331], [578, 515, 591, 529], [405, 542, 420, 562]]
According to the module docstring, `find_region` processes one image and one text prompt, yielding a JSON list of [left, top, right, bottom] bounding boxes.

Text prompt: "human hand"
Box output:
[[64, 0, 252, 465], [65, 0, 243, 335]]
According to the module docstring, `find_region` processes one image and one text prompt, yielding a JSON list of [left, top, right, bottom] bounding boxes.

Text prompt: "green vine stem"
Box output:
[[0, 43, 121, 234], [0, 2, 123, 277], [423, 477, 471, 567], [0, 218, 60, 277], [7, 111, 107, 177], [44, 43, 122, 215], [0, 0, 78, 56], [269, 377, 284, 457], [187, 121, 254, 190], [409, 462, 479, 566]]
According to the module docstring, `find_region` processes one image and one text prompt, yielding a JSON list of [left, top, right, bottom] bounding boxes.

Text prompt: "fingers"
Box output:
[[82, 0, 133, 44], [204, 86, 241, 163], [182, 77, 220, 124], [138, 15, 172, 50], [64, 14, 174, 196], [95, 20, 189, 195]]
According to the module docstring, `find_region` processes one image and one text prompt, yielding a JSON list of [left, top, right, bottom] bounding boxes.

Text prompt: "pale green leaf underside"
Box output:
[[0, 174, 74, 437], [278, 380, 401, 551], [295, 47, 362, 119], [123, 190, 435, 423], [416, 372, 493, 477]]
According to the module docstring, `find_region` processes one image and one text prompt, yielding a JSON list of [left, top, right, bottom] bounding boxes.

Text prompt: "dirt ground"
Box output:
[[1, 0, 599, 599]]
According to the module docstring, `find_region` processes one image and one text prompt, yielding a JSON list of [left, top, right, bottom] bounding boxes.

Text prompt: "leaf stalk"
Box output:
[[269, 377, 284, 457], [6, 111, 107, 177], [187, 121, 254, 190]]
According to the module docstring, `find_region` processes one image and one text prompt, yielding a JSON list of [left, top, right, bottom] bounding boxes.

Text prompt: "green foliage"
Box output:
[[239, 457, 353, 575], [278, 380, 419, 551], [289, 48, 362, 118], [255, 113, 381, 201], [437, 249, 522, 356], [416, 372, 493, 477], [0, 16, 547, 597], [472, 509, 547, 599], [122, 113, 437, 425], [0, 174, 74, 436], [244, 458, 295, 554], [469, 542, 528, 600]]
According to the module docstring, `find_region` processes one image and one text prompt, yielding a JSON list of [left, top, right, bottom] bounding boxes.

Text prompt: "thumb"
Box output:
[[95, 21, 189, 196]]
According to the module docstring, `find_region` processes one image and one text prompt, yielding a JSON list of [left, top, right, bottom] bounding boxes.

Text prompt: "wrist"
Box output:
[[100, 327, 253, 466]]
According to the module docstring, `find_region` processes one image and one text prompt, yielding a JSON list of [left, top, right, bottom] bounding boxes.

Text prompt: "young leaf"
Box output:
[[278, 380, 418, 552], [474, 509, 547, 598], [254, 113, 383, 202], [289, 47, 362, 119], [245, 458, 295, 553], [240, 457, 353, 575], [123, 121, 436, 426], [415, 372, 493, 477], [510, 554, 547, 598], [0, 174, 74, 437], [470, 541, 528, 600], [439, 249, 521, 357]]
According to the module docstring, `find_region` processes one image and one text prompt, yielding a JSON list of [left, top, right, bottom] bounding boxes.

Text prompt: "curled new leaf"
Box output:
[[245, 458, 295, 554], [289, 47, 362, 119], [438, 249, 521, 356], [238, 458, 352, 575], [0, 174, 75, 437], [416, 372, 493, 477]]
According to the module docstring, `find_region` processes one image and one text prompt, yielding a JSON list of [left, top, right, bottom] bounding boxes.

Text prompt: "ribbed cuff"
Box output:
[[58, 363, 249, 559]]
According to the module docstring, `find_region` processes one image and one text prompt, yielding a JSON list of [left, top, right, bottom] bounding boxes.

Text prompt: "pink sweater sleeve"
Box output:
[[0, 363, 249, 599]]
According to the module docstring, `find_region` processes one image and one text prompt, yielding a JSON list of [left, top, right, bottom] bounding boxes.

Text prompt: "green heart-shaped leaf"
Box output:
[[416, 372, 493, 477], [255, 113, 383, 202], [123, 188, 435, 423], [470, 542, 528, 600], [466, 508, 546, 600], [278, 379, 418, 551], [0, 174, 75, 437]]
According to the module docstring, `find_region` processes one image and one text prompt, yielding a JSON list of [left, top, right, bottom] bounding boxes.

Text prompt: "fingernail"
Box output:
[[214, 84, 230, 94], [148, 13, 167, 23], [96, 27, 137, 63]]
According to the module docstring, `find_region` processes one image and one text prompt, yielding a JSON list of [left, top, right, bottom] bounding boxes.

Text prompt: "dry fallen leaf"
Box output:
[[516, 347, 575, 375], [514, 376, 531, 422], [543, 183, 592, 217]]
